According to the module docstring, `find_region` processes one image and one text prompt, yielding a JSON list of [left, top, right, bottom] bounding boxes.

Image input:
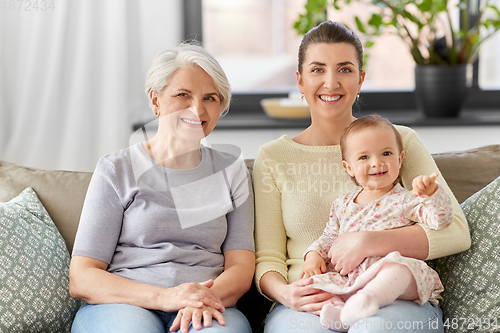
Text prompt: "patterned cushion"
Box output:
[[0, 188, 81, 332], [430, 176, 500, 333]]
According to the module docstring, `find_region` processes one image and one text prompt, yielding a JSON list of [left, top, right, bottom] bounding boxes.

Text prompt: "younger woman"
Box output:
[[253, 20, 469, 333]]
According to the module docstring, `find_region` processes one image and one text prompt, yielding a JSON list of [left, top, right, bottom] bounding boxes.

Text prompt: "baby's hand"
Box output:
[[412, 173, 439, 198], [300, 251, 326, 279]]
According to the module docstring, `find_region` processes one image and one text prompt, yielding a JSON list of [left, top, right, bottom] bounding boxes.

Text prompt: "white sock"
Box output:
[[340, 289, 380, 326], [340, 263, 418, 325], [320, 303, 348, 332]]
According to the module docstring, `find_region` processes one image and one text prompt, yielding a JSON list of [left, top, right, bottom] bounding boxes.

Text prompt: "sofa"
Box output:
[[1, 144, 500, 333]]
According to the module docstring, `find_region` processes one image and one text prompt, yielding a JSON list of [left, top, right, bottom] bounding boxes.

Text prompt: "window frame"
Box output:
[[185, 1, 500, 114]]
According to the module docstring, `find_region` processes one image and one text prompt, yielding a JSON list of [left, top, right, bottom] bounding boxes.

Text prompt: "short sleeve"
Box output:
[[221, 157, 255, 252], [72, 158, 125, 264]]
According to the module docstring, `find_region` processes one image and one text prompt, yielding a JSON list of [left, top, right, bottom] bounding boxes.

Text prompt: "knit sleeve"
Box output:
[[304, 198, 341, 264], [398, 126, 471, 259], [253, 146, 288, 293]]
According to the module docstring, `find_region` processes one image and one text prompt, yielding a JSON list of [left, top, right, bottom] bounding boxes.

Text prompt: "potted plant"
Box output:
[[294, 0, 500, 117]]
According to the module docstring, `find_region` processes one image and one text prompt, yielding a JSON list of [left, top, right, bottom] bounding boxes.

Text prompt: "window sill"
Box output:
[[213, 108, 500, 130]]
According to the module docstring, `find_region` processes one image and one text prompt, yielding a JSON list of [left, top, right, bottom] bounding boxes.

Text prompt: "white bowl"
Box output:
[[260, 98, 310, 119]]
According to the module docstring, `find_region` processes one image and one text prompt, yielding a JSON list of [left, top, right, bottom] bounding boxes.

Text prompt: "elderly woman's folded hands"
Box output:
[[168, 279, 224, 313]]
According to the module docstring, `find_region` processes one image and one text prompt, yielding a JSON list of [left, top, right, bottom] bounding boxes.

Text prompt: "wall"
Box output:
[[0, 0, 183, 172], [138, 0, 183, 103]]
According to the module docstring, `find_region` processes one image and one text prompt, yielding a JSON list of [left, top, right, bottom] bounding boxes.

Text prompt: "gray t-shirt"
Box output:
[[72, 143, 254, 289]]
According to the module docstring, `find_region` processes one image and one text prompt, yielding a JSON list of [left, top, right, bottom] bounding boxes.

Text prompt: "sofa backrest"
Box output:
[[0, 160, 92, 253], [431, 144, 500, 203], [1, 144, 499, 254]]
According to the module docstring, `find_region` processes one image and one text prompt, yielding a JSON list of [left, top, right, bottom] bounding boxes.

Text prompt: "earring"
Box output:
[[356, 93, 360, 101], [155, 112, 159, 116], [301, 94, 304, 101]]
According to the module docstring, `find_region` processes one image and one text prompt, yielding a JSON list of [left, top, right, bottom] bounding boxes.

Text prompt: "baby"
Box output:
[[300, 115, 453, 331]]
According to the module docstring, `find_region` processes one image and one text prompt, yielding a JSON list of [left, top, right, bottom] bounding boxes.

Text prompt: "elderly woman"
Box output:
[[69, 43, 255, 333]]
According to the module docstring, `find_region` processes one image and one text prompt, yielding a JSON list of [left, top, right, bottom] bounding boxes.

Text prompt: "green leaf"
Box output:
[[355, 16, 366, 33], [432, 0, 448, 12], [367, 13, 383, 28], [487, 4, 500, 17], [417, 0, 433, 13], [402, 10, 422, 27]]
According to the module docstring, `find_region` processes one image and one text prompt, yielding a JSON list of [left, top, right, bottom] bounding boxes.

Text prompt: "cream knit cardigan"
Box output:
[[253, 125, 470, 293]]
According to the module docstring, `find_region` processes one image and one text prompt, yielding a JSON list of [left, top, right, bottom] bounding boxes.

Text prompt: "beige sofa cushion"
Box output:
[[432, 144, 500, 203], [0, 160, 92, 253]]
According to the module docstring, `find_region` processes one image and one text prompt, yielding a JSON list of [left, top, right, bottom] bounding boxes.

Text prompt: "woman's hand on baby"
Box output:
[[328, 232, 368, 275], [300, 251, 326, 278], [166, 280, 224, 313], [170, 305, 225, 333], [281, 278, 335, 315], [412, 173, 439, 198]]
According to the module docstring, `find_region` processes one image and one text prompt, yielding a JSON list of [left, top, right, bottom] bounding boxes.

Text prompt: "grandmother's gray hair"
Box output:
[[145, 42, 231, 117]]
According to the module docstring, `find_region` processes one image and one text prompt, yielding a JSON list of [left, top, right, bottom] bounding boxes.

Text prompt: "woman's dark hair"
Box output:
[[298, 21, 364, 74]]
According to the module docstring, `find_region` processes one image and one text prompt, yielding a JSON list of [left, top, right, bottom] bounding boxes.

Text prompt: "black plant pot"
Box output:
[[414, 64, 472, 118]]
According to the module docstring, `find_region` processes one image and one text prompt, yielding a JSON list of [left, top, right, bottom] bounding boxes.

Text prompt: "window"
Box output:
[[193, 0, 499, 111], [202, 0, 416, 92], [202, 0, 305, 93], [326, 2, 417, 91], [478, 0, 500, 90]]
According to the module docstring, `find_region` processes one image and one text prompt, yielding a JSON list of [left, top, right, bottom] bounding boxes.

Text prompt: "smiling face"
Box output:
[[150, 65, 221, 141], [297, 42, 365, 121], [342, 125, 404, 192]]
